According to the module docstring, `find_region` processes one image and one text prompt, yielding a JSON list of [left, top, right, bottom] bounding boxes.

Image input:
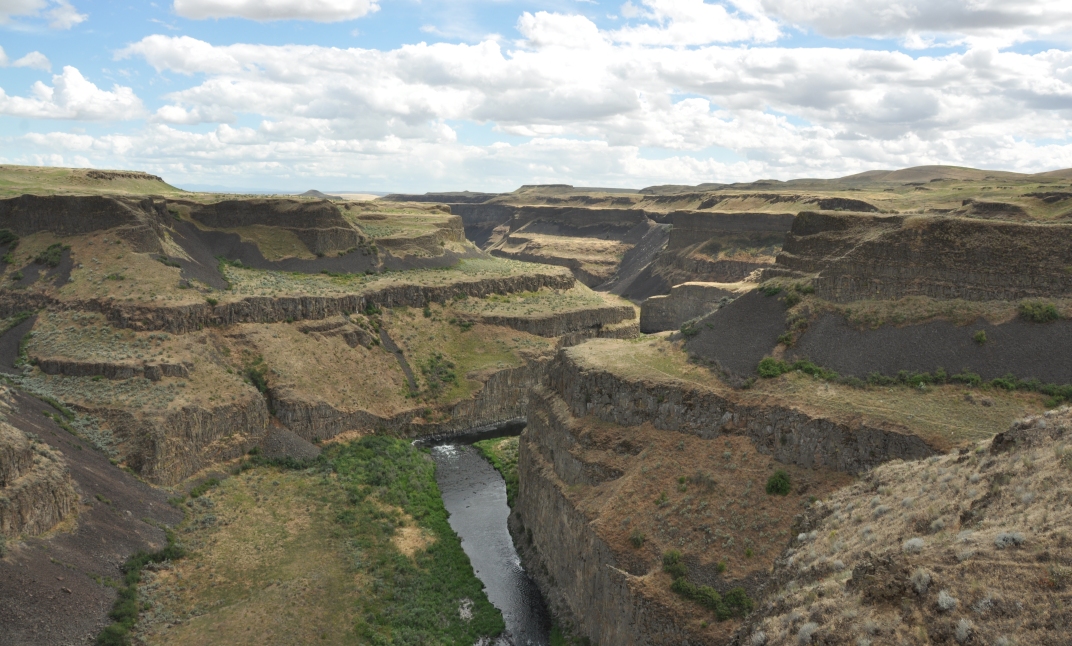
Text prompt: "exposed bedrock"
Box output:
[[0, 270, 576, 334], [182, 198, 363, 255], [776, 211, 1072, 301], [86, 393, 269, 485], [473, 302, 636, 338], [512, 393, 694, 646], [274, 360, 549, 442], [639, 282, 738, 333], [34, 357, 190, 381], [547, 347, 936, 473], [0, 420, 78, 537], [0, 194, 169, 252]]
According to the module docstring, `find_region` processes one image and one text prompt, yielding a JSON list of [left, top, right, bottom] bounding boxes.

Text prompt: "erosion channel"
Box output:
[[426, 426, 552, 646]]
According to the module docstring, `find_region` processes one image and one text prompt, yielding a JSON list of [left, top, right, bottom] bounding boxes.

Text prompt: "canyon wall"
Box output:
[[0, 420, 78, 537], [639, 282, 737, 333]]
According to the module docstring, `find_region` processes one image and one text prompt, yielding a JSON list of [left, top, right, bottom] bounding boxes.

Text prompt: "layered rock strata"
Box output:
[[639, 282, 739, 333], [0, 420, 77, 537]]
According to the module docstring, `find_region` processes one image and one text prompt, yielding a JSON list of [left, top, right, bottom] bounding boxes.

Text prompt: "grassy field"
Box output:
[[570, 337, 1048, 450], [0, 164, 186, 198], [136, 438, 504, 645]]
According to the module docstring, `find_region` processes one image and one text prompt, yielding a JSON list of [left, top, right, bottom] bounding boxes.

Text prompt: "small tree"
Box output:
[[766, 469, 791, 496]]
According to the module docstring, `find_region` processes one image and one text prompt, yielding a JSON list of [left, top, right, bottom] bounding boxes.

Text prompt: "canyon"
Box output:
[[2, 163, 1072, 645]]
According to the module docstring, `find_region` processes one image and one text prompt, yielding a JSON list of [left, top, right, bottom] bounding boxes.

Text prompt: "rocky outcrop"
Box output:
[[774, 211, 1072, 301], [548, 347, 936, 473], [640, 282, 738, 333], [0, 195, 169, 253], [184, 199, 363, 255], [0, 421, 77, 537], [87, 393, 269, 484], [34, 358, 190, 381], [0, 268, 576, 334], [513, 394, 696, 645], [473, 302, 636, 338]]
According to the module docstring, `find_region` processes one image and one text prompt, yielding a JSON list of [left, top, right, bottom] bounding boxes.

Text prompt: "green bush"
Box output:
[[629, 529, 646, 548], [0, 229, 19, 248], [34, 243, 68, 267], [680, 321, 700, 338], [1020, 300, 1059, 323], [669, 577, 753, 621], [759, 284, 782, 297], [973, 330, 987, 345], [757, 357, 787, 378], [766, 470, 791, 496], [95, 530, 186, 645], [205, 297, 218, 306], [784, 291, 802, 308], [189, 477, 220, 498], [662, 550, 688, 579]]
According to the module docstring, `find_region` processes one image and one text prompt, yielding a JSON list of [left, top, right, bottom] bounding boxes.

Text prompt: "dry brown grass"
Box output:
[[136, 469, 365, 645], [740, 407, 1072, 646], [569, 337, 1048, 451]]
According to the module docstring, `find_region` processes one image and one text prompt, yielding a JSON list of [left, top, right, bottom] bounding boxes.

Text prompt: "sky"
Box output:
[[1, 0, 1072, 192]]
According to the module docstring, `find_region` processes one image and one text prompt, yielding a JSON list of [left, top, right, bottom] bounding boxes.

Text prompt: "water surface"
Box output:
[[431, 443, 551, 646]]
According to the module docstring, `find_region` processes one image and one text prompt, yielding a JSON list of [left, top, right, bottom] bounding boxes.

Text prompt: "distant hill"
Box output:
[[0, 164, 184, 198], [299, 189, 344, 201]]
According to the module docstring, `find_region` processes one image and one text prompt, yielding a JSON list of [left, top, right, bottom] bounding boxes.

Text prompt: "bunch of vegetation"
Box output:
[[1020, 300, 1060, 323], [766, 470, 792, 496], [680, 321, 700, 338], [662, 550, 753, 621], [95, 530, 186, 646], [34, 242, 69, 267], [243, 355, 269, 394], [473, 436, 519, 506], [420, 352, 457, 397], [329, 436, 505, 642]]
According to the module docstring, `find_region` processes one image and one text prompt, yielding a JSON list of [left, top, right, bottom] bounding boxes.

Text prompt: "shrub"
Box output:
[[759, 284, 782, 297], [0, 229, 18, 248], [680, 321, 700, 338], [1020, 300, 1059, 323], [758, 357, 787, 378], [994, 532, 1025, 549], [903, 537, 925, 554], [206, 297, 218, 306], [784, 291, 802, 308], [629, 530, 646, 548], [420, 352, 457, 396], [766, 470, 791, 496], [189, 478, 220, 498], [797, 622, 819, 644], [911, 568, 932, 594], [34, 243, 68, 267], [954, 618, 973, 644], [973, 330, 987, 345], [716, 560, 727, 574], [937, 589, 958, 612], [670, 577, 753, 621], [662, 550, 687, 579], [10, 271, 22, 281]]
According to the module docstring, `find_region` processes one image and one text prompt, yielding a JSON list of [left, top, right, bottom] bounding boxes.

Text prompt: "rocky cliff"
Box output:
[[0, 195, 169, 253], [640, 282, 739, 333], [0, 420, 77, 537], [775, 211, 1072, 301]]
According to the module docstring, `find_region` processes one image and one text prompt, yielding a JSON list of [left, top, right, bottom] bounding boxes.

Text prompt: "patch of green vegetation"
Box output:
[[243, 355, 269, 394], [973, 330, 988, 344], [759, 284, 782, 297], [188, 478, 220, 498], [34, 242, 69, 267], [36, 393, 75, 419], [663, 550, 753, 621], [0, 310, 33, 335], [680, 321, 700, 338], [758, 355, 1072, 407], [0, 229, 19, 248], [420, 352, 457, 397], [1020, 300, 1059, 323], [329, 436, 505, 642], [95, 530, 186, 646], [473, 436, 519, 506], [766, 470, 791, 496]]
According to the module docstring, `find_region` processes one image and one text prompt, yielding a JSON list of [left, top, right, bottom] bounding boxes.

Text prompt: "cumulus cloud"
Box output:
[[173, 0, 378, 22], [19, 6, 1072, 189], [761, 0, 1072, 43], [612, 0, 780, 45], [12, 51, 52, 71], [0, 0, 85, 28], [0, 66, 144, 120]]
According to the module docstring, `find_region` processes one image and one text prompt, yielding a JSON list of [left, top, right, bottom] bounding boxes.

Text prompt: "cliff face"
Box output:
[[87, 393, 269, 484], [511, 347, 933, 645], [640, 282, 738, 333], [548, 348, 935, 473], [184, 199, 363, 255], [0, 195, 169, 253], [0, 420, 77, 537], [776, 211, 1072, 301]]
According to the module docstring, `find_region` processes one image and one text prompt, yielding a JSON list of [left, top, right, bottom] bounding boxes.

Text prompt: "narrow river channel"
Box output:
[[430, 441, 552, 646]]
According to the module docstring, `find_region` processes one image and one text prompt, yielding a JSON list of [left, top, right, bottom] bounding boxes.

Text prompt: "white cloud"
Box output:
[[612, 0, 780, 46], [0, 0, 84, 28], [13, 51, 52, 71], [0, 66, 144, 120], [173, 0, 378, 22], [47, 0, 85, 29], [15, 7, 1072, 190], [761, 0, 1072, 43]]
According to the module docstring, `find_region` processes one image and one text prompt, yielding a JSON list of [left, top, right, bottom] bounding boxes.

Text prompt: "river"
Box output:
[[429, 439, 552, 646]]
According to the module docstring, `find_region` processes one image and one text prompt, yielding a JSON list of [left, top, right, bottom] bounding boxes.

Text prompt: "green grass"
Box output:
[[473, 436, 519, 507], [96, 530, 187, 645], [328, 436, 505, 643]]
